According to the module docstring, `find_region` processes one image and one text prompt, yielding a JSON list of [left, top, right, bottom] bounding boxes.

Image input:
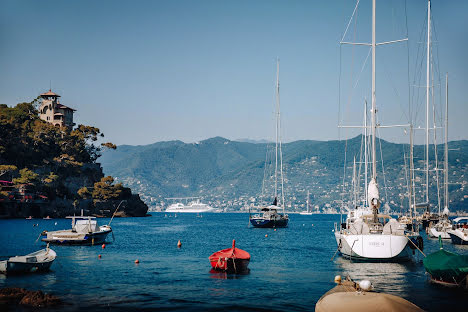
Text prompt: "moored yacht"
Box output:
[[334, 0, 422, 261], [249, 59, 288, 228], [447, 217, 468, 245]]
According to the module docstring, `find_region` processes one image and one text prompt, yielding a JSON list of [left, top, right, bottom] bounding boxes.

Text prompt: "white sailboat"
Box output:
[[249, 59, 289, 228], [300, 191, 314, 215], [333, 0, 422, 261]]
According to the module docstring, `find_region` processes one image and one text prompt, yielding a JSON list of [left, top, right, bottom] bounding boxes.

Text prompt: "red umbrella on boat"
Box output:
[[209, 240, 250, 273]]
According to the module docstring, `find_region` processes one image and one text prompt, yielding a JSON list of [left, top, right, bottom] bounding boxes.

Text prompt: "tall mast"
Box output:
[[364, 100, 368, 206], [425, 0, 431, 204], [307, 190, 310, 213], [444, 73, 449, 212], [353, 156, 357, 207], [409, 124, 414, 218], [371, 0, 377, 180], [275, 58, 279, 202]]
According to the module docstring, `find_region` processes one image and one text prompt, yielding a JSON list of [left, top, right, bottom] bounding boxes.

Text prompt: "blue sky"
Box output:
[[1, 0, 467, 145]]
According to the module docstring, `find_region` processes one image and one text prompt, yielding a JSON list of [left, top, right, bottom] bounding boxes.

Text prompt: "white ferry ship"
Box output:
[[165, 198, 215, 213]]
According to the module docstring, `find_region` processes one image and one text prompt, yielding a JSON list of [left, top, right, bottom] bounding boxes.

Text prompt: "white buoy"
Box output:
[[359, 280, 373, 291], [334, 275, 342, 284]]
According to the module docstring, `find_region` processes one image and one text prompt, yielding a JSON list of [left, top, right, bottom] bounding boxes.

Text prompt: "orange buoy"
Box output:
[[98, 254, 102, 259], [274, 229, 277, 231], [135, 259, 139, 264], [102, 244, 106, 249], [265, 234, 268, 238], [177, 240, 182, 248]]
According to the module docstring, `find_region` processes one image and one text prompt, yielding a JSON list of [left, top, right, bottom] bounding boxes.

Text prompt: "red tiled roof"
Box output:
[[40, 89, 60, 97]]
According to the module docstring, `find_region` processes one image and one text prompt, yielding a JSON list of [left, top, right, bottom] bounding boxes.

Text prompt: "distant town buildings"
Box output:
[[39, 90, 76, 128]]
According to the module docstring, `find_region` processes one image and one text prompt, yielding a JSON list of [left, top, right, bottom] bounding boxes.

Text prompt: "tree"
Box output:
[[101, 142, 117, 150], [43, 172, 59, 185], [13, 168, 39, 185], [77, 186, 91, 199], [92, 176, 123, 203], [0, 165, 17, 179]]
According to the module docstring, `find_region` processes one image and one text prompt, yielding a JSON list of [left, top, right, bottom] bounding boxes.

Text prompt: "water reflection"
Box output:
[[208, 269, 250, 279], [334, 258, 420, 296]]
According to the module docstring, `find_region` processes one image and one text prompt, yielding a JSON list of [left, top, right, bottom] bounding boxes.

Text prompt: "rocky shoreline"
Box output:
[[0, 287, 62, 309]]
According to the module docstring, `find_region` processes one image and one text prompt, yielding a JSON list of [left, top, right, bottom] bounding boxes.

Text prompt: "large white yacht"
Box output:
[[165, 199, 215, 213], [333, 0, 422, 261]]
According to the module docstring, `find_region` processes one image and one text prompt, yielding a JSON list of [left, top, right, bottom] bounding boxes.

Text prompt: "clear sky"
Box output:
[[1, 0, 467, 145]]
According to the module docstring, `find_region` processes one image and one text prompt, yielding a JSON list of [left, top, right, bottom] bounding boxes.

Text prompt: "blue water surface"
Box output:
[[0, 213, 466, 311]]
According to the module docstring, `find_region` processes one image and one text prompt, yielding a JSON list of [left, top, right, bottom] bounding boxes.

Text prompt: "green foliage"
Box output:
[[92, 176, 123, 203], [101, 142, 117, 150], [0, 165, 17, 178], [77, 186, 91, 199], [13, 168, 39, 185], [43, 172, 59, 185]]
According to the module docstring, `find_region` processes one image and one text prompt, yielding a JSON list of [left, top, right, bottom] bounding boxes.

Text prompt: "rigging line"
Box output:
[[376, 128, 389, 204], [352, 47, 371, 90], [380, 51, 408, 123], [341, 0, 361, 43]]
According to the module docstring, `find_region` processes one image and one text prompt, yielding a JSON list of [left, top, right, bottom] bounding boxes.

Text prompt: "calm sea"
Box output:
[[0, 213, 466, 311]]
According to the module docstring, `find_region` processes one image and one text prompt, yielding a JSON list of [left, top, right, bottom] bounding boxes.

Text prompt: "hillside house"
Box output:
[[39, 90, 76, 128]]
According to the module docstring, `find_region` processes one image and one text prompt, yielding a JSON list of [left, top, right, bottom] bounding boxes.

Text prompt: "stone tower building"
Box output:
[[38, 90, 76, 128]]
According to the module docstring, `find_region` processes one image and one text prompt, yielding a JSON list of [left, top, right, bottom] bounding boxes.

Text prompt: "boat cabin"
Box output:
[[67, 216, 98, 233]]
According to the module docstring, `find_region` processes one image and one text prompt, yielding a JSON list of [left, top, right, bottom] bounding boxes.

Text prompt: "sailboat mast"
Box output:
[[353, 156, 357, 207], [364, 100, 368, 206], [425, 0, 431, 204], [307, 190, 310, 213], [444, 73, 449, 211], [275, 58, 279, 201], [371, 0, 377, 180]]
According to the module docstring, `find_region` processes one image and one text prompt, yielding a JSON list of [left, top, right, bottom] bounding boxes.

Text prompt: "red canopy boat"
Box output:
[[209, 240, 250, 273]]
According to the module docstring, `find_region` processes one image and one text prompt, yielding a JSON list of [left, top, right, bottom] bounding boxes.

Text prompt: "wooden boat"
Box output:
[[423, 237, 468, 288], [41, 216, 112, 245], [0, 246, 56, 274], [209, 240, 250, 273], [315, 275, 423, 312]]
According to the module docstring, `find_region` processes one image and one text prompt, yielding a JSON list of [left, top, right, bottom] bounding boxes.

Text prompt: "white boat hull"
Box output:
[[334, 232, 416, 261], [429, 227, 451, 239]]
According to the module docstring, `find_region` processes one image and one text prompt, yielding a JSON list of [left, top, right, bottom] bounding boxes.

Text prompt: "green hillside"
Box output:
[[100, 136, 468, 213]]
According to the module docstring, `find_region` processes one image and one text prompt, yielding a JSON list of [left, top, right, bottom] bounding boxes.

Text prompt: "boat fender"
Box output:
[[334, 275, 342, 284], [417, 236, 424, 251], [102, 244, 106, 249], [359, 280, 373, 291], [338, 239, 342, 249]]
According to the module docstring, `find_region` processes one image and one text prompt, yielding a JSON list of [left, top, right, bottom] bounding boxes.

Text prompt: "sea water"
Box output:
[[0, 213, 466, 311]]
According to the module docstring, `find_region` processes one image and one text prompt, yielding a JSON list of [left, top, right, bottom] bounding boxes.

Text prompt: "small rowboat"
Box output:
[[0, 246, 56, 274], [209, 240, 250, 273]]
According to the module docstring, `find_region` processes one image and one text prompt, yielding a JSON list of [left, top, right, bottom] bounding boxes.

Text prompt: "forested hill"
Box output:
[[100, 136, 468, 213], [0, 101, 148, 218]]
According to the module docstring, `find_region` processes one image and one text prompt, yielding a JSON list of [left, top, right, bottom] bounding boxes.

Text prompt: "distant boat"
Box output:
[[249, 59, 288, 228], [423, 237, 468, 288], [165, 198, 215, 213], [43, 216, 52, 220], [299, 191, 314, 215], [26, 216, 33, 219], [428, 218, 452, 239], [41, 216, 112, 245], [209, 240, 250, 273], [0, 246, 56, 274], [447, 217, 468, 245]]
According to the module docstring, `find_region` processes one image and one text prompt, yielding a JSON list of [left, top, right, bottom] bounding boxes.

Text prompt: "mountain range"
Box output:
[[99, 136, 468, 213]]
